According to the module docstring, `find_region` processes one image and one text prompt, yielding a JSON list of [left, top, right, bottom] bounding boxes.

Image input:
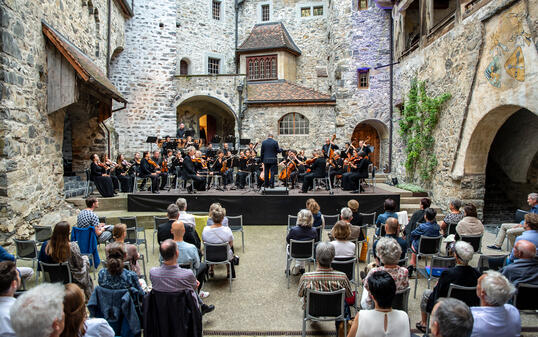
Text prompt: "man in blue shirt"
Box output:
[[508, 213, 538, 262], [488, 192, 537, 250], [0, 246, 33, 282], [502, 240, 538, 286], [408, 208, 440, 274]]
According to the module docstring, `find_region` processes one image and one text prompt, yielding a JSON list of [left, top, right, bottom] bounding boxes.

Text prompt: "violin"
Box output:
[[148, 159, 160, 170], [97, 162, 110, 170]]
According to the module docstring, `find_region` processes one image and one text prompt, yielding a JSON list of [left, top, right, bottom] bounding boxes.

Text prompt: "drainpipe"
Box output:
[[106, 0, 111, 77], [100, 122, 111, 158], [388, 9, 394, 173]]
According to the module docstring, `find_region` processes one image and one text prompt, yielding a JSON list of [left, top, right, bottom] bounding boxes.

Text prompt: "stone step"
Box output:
[[66, 194, 128, 211], [375, 183, 413, 197]]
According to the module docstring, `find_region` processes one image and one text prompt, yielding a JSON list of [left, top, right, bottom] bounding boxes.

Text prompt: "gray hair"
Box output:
[[10, 283, 65, 337], [480, 270, 516, 306], [529, 193, 538, 201], [186, 146, 196, 153], [296, 209, 313, 228], [340, 207, 353, 221], [175, 197, 187, 211], [431, 298, 473, 337], [211, 204, 226, 224], [450, 199, 462, 210], [316, 242, 335, 268], [167, 203, 179, 219], [454, 241, 474, 264], [375, 237, 402, 265]]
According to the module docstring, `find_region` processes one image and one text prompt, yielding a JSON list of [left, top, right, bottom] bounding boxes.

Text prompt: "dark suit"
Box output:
[[176, 128, 186, 139], [260, 137, 282, 188], [302, 157, 326, 192], [140, 158, 159, 193], [158, 219, 201, 255], [182, 156, 205, 191]]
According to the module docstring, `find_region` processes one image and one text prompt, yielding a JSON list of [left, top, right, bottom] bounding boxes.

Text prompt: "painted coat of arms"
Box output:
[[504, 46, 525, 81], [485, 56, 501, 88]]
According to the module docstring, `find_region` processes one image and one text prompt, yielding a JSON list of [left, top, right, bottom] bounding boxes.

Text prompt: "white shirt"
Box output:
[[471, 304, 521, 337], [330, 240, 356, 258], [178, 212, 196, 228], [202, 226, 234, 260], [84, 318, 115, 337], [356, 309, 410, 337], [0, 297, 16, 337]]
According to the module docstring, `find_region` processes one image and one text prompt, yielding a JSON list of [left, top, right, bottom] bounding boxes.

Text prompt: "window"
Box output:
[[212, 0, 221, 20], [208, 57, 220, 74], [180, 59, 189, 75], [313, 6, 324, 15], [358, 69, 369, 89], [279, 113, 309, 135], [247, 55, 277, 81], [301, 7, 311, 17], [358, 0, 368, 10], [261, 4, 270, 21]]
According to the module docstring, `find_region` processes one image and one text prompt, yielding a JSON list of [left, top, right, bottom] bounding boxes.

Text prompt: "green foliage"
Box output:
[[398, 79, 451, 182], [396, 183, 426, 193]]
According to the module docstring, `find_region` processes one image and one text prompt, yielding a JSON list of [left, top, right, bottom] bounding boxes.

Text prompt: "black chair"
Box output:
[[287, 215, 298, 232], [204, 242, 233, 292], [460, 234, 483, 253], [322, 214, 340, 232], [85, 169, 94, 197], [120, 216, 148, 261], [153, 216, 168, 253], [513, 283, 538, 310], [286, 239, 315, 289], [447, 283, 479, 307], [477, 254, 507, 273], [32, 225, 52, 244], [331, 257, 358, 312], [302, 288, 346, 337], [359, 212, 376, 228], [98, 216, 107, 225], [228, 215, 245, 252], [411, 235, 444, 298], [415, 255, 456, 298], [13, 239, 39, 283], [39, 261, 72, 284], [392, 287, 410, 312]]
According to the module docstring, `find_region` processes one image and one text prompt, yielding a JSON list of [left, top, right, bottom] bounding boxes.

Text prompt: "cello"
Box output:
[[279, 156, 296, 181]]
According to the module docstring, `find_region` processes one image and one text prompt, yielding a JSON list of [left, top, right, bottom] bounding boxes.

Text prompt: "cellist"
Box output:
[[278, 150, 299, 189]]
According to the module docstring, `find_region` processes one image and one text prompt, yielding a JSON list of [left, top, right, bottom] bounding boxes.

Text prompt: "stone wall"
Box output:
[[0, 0, 128, 242]]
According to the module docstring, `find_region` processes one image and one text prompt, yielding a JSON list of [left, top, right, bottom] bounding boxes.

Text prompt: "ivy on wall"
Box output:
[[399, 79, 451, 182]]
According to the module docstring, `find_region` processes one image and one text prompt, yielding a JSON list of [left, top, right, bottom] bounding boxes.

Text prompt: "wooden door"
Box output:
[[351, 123, 380, 168]]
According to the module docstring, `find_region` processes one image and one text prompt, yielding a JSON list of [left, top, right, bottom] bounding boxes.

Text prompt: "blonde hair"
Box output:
[[306, 198, 320, 214], [211, 204, 226, 224], [347, 199, 359, 212], [332, 221, 351, 240], [296, 209, 313, 228]]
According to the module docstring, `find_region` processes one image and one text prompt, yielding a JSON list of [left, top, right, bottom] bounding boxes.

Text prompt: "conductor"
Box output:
[[260, 133, 282, 188]]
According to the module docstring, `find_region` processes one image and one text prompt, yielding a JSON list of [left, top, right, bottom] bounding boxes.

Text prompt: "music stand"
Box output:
[[239, 138, 251, 145], [146, 136, 157, 152], [185, 130, 194, 138], [211, 135, 221, 144]]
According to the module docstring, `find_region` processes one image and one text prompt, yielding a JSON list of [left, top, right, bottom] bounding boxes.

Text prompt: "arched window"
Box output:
[[279, 113, 309, 135], [180, 59, 189, 75]]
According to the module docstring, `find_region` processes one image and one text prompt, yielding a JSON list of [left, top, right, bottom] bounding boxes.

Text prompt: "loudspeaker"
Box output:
[[261, 187, 289, 195], [391, 177, 399, 186]]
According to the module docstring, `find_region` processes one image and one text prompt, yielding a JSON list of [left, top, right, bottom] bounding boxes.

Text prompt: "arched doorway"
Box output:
[[176, 96, 236, 146], [351, 120, 389, 169]]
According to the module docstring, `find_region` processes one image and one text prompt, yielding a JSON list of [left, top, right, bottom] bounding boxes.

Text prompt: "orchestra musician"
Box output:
[[90, 153, 115, 197], [322, 137, 339, 158], [211, 150, 233, 189], [114, 154, 134, 193], [185, 135, 197, 150], [235, 150, 250, 189], [300, 150, 326, 193], [279, 150, 299, 189], [151, 151, 168, 190], [357, 139, 371, 157], [170, 150, 183, 188], [328, 151, 344, 186], [130, 152, 141, 176], [341, 150, 370, 192], [260, 133, 282, 189], [183, 146, 206, 192], [100, 154, 120, 191], [160, 135, 174, 157], [341, 142, 355, 158], [205, 143, 215, 158], [248, 142, 258, 156], [176, 123, 186, 139], [140, 151, 160, 193]]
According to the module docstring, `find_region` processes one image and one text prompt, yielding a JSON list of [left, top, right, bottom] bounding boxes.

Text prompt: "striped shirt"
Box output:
[[298, 267, 353, 299], [149, 264, 198, 304]]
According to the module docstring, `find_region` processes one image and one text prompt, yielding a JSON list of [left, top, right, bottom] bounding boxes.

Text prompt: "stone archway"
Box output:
[[351, 119, 389, 169]]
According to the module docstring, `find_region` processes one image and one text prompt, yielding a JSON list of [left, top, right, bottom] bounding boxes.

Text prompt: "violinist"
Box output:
[[100, 154, 120, 191], [341, 142, 355, 158], [300, 150, 326, 193], [185, 135, 197, 150], [183, 146, 206, 192], [170, 151, 183, 187], [235, 150, 250, 189], [160, 135, 172, 156], [279, 150, 299, 189], [150, 151, 168, 190], [90, 153, 115, 197], [140, 151, 160, 193], [211, 150, 232, 189], [205, 143, 215, 158], [357, 139, 371, 157], [328, 151, 344, 186], [130, 152, 141, 176], [342, 150, 370, 192], [114, 154, 134, 192], [322, 137, 339, 159], [248, 142, 258, 156]]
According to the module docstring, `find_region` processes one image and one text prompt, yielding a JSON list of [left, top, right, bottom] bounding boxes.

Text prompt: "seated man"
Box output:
[[508, 213, 538, 262], [0, 246, 33, 282], [158, 204, 201, 253], [502, 239, 538, 286], [408, 207, 440, 273], [77, 197, 113, 243], [471, 270, 520, 337], [430, 298, 474, 337], [9, 283, 65, 337], [150, 239, 214, 315], [488, 192, 537, 250], [171, 220, 209, 298], [176, 197, 195, 228], [375, 198, 398, 235], [0, 261, 20, 337], [373, 217, 407, 262]]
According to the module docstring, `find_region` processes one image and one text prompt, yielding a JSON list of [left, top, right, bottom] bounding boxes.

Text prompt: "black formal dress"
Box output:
[[90, 162, 114, 197], [140, 158, 160, 193], [235, 157, 249, 189], [342, 157, 370, 191], [114, 165, 133, 192], [301, 157, 327, 192], [260, 138, 282, 188], [182, 156, 206, 191]]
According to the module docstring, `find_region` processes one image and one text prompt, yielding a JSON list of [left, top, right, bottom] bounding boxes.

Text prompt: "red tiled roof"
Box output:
[[238, 22, 302, 56], [246, 81, 335, 105], [42, 21, 126, 103]]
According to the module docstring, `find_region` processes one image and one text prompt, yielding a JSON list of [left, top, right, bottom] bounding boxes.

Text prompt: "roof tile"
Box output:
[[246, 80, 335, 105], [238, 22, 302, 56]]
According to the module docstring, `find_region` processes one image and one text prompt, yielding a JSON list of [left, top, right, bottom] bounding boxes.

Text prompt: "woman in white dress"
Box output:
[[348, 270, 410, 337]]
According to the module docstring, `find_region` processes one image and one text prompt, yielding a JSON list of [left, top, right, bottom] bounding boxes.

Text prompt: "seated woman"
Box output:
[[89, 153, 115, 197], [329, 221, 356, 258], [455, 203, 484, 240], [202, 204, 236, 279], [349, 270, 410, 337], [39, 221, 94, 300], [408, 208, 440, 275], [306, 199, 323, 228], [114, 154, 134, 193], [98, 243, 145, 299], [361, 237, 409, 310], [439, 199, 464, 236], [286, 209, 317, 275], [206, 202, 229, 227], [107, 224, 140, 275], [348, 199, 362, 227], [403, 198, 430, 245], [62, 283, 114, 337]]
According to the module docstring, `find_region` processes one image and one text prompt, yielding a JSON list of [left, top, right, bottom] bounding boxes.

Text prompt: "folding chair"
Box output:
[[392, 287, 410, 312], [120, 216, 148, 262], [331, 258, 358, 311], [32, 225, 52, 244], [12, 239, 39, 283], [204, 242, 233, 292], [153, 216, 168, 253], [411, 235, 444, 298], [286, 239, 315, 289], [322, 214, 339, 232], [513, 283, 538, 310], [228, 215, 245, 252], [477, 254, 507, 273], [447, 283, 479, 307], [39, 261, 72, 284], [287, 215, 298, 232], [460, 233, 483, 253], [302, 288, 347, 337]]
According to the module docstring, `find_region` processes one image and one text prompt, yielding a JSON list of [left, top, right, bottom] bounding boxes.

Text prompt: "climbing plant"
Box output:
[[398, 79, 451, 182]]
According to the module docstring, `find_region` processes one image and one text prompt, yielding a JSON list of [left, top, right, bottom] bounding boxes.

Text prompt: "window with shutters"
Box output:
[[313, 6, 324, 15], [301, 7, 311, 17], [279, 113, 309, 135], [246, 55, 277, 81], [261, 4, 270, 21]]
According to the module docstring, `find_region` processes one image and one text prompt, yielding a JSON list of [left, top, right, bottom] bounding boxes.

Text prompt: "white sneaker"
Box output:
[[291, 265, 300, 275], [199, 291, 210, 299]]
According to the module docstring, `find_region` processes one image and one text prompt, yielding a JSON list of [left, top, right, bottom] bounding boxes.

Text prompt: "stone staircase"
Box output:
[[64, 176, 89, 198]]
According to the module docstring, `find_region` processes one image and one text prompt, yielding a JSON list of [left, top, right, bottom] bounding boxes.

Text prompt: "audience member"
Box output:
[[286, 209, 318, 275], [9, 283, 66, 337], [38, 221, 94, 300], [502, 239, 538, 286], [306, 198, 323, 228], [329, 221, 355, 258], [416, 241, 480, 333], [150, 239, 214, 315], [408, 208, 440, 274], [338, 207, 364, 241], [455, 203, 484, 239], [347, 199, 362, 227], [76, 197, 113, 244], [0, 261, 19, 337], [373, 217, 407, 262], [361, 237, 409, 309], [0, 245, 34, 281], [404, 198, 431, 244], [348, 270, 410, 337], [206, 202, 229, 227], [108, 224, 140, 274], [439, 199, 464, 236], [171, 220, 209, 298], [202, 204, 236, 279], [488, 192, 537, 250], [158, 203, 201, 251], [176, 197, 196, 228], [62, 283, 114, 337], [429, 298, 473, 337], [98, 243, 145, 298], [507, 213, 538, 262], [376, 198, 398, 234], [471, 271, 520, 337]]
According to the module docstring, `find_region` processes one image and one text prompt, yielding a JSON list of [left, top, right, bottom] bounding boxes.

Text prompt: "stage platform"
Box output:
[[128, 187, 400, 225]]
